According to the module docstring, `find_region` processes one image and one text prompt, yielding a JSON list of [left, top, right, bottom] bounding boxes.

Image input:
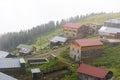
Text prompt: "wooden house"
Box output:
[[77, 64, 114, 80], [87, 23, 102, 34], [99, 19, 120, 39], [69, 39, 103, 61], [50, 36, 67, 48], [64, 23, 87, 39], [0, 58, 25, 76], [17, 44, 36, 55]]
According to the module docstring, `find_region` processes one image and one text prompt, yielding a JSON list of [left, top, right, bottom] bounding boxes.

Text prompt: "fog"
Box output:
[[0, 0, 119, 34]]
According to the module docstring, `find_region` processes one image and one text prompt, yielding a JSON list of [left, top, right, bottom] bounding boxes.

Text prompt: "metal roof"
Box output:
[[51, 36, 67, 43], [75, 39, 103, 47], [99, 26, 120, 35], [105, 19, 120, 24], [17, 44, 33, 50], [0, 51, 9, 58], [19, 48, 31, 54], [64, 23, 81, 28], [31, 68, 41, 73], [0, 58, 21, 68], [77, 64, 109, 79], [0, 72, 18, 80]]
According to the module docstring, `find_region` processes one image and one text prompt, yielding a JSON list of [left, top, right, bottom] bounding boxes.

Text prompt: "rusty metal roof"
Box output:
[[77, 64, 109, 79], [64, 23, 81, 28], [75, 39, 103, 47]]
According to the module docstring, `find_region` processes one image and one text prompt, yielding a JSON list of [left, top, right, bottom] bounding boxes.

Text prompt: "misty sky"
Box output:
[[0, 0, 120, 34]]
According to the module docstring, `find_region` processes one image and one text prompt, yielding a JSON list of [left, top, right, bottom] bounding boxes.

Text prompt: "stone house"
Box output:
[[64, 23, 87, 39], [0, 58, 25, 76], [77, 64, 114, 80], [99, 19, 120, 39], [69, 39, 103, 62]]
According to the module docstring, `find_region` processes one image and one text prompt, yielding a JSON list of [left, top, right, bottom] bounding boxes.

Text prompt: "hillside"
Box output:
[[80, 12, 120, 24], [24, 12, 120, 80], [33, 12, 120, 52], [1, 12, 120, 80], [0, 12, 120, 51]]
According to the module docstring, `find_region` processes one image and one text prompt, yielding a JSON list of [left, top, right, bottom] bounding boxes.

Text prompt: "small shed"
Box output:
[[50, 36, 67, 48], [31, 68, 42, 80]]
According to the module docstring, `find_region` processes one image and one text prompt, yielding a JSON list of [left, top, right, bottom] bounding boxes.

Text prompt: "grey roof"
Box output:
[[0, 72, 18, 80], [17, 44, 33, 50], [31, 68, 41, 73], [99, 26, 120, 35], [0, 58, 21, 68], [0, 51, 9, 58], [50, 36, 67, 43], [105, 19, 120, 24]]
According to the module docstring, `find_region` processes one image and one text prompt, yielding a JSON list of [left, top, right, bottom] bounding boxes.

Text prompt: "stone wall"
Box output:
[[69, 46, 81, 62]]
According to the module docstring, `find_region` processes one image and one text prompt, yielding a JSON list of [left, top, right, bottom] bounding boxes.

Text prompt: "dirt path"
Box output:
[[26, 46, 69, 58]]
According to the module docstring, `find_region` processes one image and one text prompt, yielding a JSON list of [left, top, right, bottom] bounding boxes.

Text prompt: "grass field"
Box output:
[[80, 13, 120, 24], [26, 12, 120, 80], [91, 46, 120, 80], [33, 27, 63, 53], [33, 13, 120, 53]]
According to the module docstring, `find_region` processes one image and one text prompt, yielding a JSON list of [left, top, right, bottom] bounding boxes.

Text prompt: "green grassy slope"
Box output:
[[80, 13, 120, 24], [92, 46, 120, 80], [33, 13, 120, 51], [33, 27, 63, 53], [30, 12, 120, 79]]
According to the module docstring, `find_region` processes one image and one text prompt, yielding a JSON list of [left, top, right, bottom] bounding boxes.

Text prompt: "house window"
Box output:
[[72, 47, 74, 51], [78, 55, 81, 59], [77, 49, 79, 53]]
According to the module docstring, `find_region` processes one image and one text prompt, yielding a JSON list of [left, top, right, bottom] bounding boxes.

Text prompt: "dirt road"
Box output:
[[26, 46, 69, 58]]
